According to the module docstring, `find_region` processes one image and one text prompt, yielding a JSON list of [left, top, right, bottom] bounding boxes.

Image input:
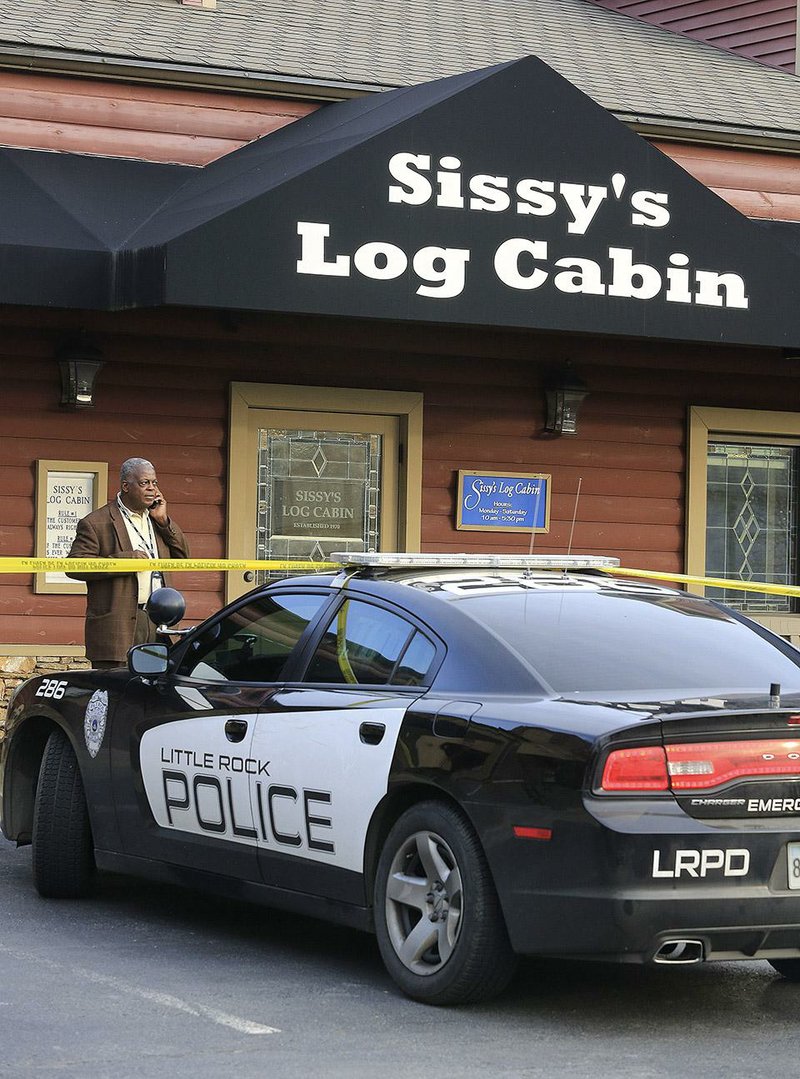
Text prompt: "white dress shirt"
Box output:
[[117, 496, 159, 605]]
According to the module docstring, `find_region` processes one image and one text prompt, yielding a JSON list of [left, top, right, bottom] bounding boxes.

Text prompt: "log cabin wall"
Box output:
[[2, 68, 800, 696], [0, 70, 318, 164], [654, 140, 800, 222], [1, 303, 794, 663], [0, 70, 799, 227]]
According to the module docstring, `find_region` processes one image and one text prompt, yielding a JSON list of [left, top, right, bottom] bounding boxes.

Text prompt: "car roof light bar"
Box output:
[[330, 552, 620, 570]]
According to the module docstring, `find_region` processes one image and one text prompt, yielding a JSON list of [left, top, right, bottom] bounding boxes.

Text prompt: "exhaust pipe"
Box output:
[[653, 939, 705, 965]]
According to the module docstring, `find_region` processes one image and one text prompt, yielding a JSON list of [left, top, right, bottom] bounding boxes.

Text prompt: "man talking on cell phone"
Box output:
[[67, 457, 190, 669]]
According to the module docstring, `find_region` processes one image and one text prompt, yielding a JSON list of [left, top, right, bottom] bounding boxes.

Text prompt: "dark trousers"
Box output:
[[90, 607, 157, 669]]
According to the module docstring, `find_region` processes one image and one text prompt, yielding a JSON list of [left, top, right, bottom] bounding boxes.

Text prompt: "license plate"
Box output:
[[787, 843, 800, 890]]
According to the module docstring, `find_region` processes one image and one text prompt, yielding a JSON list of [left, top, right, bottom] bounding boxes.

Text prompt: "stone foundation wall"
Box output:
[[1, 655, 90, 720]]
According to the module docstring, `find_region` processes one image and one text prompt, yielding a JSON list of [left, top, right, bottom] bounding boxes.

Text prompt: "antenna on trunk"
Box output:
[[566, 478, 583, 558], [523, 478, 545, 576]]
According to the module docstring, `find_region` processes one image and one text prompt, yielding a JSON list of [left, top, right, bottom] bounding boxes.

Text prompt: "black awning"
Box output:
[[2, 57, 800, 349], [755, 219, 800, 259], [0, 148, 191, 308]]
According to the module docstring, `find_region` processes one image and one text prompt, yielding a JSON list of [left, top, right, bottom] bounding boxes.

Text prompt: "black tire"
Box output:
[[769, 959, 800, 981], [32, 729, 95, 898], [374, 800, 517, 1005]]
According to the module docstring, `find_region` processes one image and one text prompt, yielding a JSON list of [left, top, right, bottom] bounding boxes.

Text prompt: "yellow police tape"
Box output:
[[607, 566, 800, 599], [0, 555, 799, 599], [0, 557, 342, 574]]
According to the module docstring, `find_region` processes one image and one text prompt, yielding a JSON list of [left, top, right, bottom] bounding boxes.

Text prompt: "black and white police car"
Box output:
[[6, 552, 800, 1005]]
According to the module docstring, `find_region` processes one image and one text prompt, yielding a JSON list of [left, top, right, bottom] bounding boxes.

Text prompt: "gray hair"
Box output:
[[120, 457, 154, 484]]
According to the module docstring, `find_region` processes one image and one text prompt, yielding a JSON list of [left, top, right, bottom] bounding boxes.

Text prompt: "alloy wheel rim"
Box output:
[[384, 829, 463, 976]]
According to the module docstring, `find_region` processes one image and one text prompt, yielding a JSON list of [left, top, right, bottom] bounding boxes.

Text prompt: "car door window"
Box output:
[[304, 599, 435, 686], [180, 593, 328, 682], [393, 631, 438, 686]]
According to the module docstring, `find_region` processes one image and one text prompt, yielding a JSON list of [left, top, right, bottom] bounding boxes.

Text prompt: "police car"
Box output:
[[6, 553, 800, 1005]]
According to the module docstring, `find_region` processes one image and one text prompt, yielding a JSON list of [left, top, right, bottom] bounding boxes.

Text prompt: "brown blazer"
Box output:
[[66, 500, 190, 662]]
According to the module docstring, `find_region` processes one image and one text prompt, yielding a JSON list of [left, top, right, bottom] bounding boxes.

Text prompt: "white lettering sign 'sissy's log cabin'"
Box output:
[[295, 151, 749, 310]]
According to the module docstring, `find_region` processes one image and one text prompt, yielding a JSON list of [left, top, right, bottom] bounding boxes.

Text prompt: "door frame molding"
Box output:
[[227, 382, 423, 600]]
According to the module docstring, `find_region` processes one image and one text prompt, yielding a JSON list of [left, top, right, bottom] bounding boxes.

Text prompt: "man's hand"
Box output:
[[147, 487, 169, 526], [130, 550, 150, 559]]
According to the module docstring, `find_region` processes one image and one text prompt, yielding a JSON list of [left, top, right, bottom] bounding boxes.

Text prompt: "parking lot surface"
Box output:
[[1, 837, 799, 1079]]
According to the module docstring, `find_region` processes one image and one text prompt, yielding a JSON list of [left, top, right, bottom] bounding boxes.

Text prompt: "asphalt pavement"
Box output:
[[2, 836, 800, 1079]]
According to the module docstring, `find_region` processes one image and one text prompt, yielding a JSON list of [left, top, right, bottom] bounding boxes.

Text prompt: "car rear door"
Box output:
[[111, 590, 332, 881], [249, 595, 441, 905]]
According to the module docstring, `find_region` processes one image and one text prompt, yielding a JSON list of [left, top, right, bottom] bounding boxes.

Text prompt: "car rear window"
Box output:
[[459, 589, 800, 695]]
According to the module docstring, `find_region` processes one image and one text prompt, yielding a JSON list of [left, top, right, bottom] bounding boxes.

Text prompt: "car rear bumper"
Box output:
[[499, 888, 800, 962], [467, 796, 800, 962]]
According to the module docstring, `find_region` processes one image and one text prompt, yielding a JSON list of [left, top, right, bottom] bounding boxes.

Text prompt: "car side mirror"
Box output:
[[146, 587, 186, 627], [129, 642, 169, 676]]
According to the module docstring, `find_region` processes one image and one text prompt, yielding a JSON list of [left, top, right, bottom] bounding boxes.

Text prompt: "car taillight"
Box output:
[[601, 746, 669, 791], [601, 738, 800, 792], [666, 739, 800, 789]]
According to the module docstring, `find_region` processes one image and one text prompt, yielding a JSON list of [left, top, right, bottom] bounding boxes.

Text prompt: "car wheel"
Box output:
[[32, 729, 95, 898], [374, 801, 517, 1005], [769, 959, 800, 981]]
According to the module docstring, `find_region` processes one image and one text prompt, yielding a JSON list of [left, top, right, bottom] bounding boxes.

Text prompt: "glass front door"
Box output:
[[226, 407, 400, 597], [255, 425, 386, 581]]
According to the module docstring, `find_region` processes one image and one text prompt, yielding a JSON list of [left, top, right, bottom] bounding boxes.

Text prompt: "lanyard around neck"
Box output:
[[117, 496, 157, 558]]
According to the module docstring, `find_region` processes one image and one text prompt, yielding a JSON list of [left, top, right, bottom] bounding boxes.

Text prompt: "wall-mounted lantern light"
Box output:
[[544, 364, 589, 436], [58, 339, 104, 409]]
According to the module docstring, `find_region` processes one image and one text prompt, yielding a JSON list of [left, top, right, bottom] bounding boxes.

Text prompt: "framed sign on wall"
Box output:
[[34, 460, 109, 594], [456, 470, 551, 533]]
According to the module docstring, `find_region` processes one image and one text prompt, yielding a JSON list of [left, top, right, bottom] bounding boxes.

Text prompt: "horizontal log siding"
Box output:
[[0, 70, 798, 227], [1, 305, 796, 651], [590, 0, 796, 71], [652, 140, 800, 221], [0, 71, 318, 164]]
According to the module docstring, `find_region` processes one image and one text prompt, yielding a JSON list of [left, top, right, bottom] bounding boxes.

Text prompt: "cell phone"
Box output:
[[149, 498, 163, 508]]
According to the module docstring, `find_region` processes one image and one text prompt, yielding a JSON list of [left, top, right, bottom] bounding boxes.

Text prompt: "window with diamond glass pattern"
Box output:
[[705, 442, 798, 612], [256, 428, 381, 582]]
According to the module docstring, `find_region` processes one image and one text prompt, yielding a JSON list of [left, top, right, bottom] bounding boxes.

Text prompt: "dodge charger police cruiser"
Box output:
[[6, 553, 800, 1005]]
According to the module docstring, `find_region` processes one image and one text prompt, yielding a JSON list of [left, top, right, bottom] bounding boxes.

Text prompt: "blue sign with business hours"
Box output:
[[456, 471, 551, 533]]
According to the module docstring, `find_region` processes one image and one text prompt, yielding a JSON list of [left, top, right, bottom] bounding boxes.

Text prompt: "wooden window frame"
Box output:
[[687, 406, 800, 640]]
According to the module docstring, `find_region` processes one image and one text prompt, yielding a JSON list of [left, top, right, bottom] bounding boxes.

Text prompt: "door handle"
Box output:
[[224, 719, 248, 743], [359, 721, 385, 746]]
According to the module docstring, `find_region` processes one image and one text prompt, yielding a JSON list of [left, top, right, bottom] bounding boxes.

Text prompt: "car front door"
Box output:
[[111, 590, 332, 881], [249, 596, 440, 905]]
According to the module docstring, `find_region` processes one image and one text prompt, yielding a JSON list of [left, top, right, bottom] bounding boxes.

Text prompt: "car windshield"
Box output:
[[458, 587, 800, 696]]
